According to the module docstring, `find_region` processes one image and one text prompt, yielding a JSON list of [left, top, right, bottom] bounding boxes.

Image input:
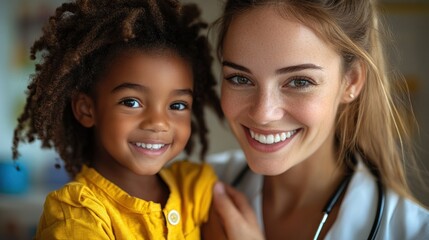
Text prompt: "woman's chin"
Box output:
[[246, 159, 291, 176]]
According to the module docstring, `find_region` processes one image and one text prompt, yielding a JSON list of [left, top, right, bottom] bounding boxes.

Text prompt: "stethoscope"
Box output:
[[232, 155, 385, 240]]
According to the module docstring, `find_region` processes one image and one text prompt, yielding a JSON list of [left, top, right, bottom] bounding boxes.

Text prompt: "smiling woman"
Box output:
[[220, 9, 350, 176], [204, 0, 429, 240], [11, 0, 223, 239]]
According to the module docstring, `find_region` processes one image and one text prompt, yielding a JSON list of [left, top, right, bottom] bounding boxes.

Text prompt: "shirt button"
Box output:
[[167, 210, 180, 225]]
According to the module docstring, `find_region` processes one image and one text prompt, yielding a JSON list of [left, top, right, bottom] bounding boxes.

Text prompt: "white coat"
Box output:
[[207, 150, 429, 240]]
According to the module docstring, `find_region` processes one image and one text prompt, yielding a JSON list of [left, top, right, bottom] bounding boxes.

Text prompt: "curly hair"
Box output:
[[12, 0, 223, 176]]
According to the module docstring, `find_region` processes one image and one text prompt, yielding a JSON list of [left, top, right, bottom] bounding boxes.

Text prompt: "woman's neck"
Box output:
[[262, 147, 348, 239], [264, 156, 345, 208]]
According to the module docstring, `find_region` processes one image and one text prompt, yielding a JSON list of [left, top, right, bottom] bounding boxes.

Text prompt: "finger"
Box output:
[[213, 182, 264, 240], [212, 182, 244, 225], [222, 183, 258, 224]]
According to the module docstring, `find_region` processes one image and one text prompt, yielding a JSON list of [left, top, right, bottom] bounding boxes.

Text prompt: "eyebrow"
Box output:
[[112, 83, 147, 93], [222, 61, 323, 75], [112, 82, 193, 96]]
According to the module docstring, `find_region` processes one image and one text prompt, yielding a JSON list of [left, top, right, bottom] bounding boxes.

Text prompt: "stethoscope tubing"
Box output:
[[367, 179, 385, 240], [232, 157, 385, 240]]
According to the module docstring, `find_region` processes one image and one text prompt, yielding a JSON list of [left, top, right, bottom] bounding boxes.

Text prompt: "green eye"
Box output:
[[227, 75, 252, 85], [290, 79, 310, 88], [287, 77, 314, 89]]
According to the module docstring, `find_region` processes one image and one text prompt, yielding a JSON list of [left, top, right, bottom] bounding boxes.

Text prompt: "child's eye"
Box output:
[[170, 102, 188, 110], [120, 99, 141, 108], [225, 75, 253, 85]]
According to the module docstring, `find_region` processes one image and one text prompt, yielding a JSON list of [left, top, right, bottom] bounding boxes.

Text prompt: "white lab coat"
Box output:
[[207, 150, 429, 239]]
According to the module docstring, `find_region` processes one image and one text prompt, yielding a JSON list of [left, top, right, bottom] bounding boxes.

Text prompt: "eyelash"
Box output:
[[224, 74, 253, 86], [286, 76, 316, 89], [119, 98, 190, 111], [224, 74, 316, 90], [120, 98, 141, 108], [170, 102, 189, 111]]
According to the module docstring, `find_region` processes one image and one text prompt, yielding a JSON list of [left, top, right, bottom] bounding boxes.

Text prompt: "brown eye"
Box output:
[[120, 99, 141, 108], [170, 102, 188, 110]]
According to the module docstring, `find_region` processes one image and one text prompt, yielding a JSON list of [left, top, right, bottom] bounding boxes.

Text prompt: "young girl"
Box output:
[[11, 0, 223, 239], [205, 0, 429, 239]]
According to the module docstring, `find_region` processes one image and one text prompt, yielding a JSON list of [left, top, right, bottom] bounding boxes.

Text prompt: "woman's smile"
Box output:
[[249, 128, 298, 144], [244, 126, 300, 153], [221, 6, 345, 175]]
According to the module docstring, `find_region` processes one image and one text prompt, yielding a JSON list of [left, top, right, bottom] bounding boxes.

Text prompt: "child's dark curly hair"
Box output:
[[11, 0, 223, 176]]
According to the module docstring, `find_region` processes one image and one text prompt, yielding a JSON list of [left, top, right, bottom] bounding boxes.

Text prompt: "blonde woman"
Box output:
[[204, 0, 429, 239]]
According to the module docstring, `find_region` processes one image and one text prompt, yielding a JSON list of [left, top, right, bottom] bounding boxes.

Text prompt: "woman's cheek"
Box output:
[[220, 88, 239, 118]]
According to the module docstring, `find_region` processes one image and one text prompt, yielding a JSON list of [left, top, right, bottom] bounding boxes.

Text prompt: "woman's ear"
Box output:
[[72, 93, 95, 128], [341, 60, 366, 103]]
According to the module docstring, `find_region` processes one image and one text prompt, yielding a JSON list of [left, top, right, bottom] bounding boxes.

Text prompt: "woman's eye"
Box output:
[[288, 78, 312, 88], [226, 75, 252, 85], [120, 99, 141, 108], [170, 102, 188, 110]]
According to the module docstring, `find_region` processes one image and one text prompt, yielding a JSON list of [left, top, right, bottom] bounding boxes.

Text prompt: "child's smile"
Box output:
[[133, 142, 167, 151], [16, 0, 222, 237], [81, 49, 194, 177], [130, 140, 170, 156]]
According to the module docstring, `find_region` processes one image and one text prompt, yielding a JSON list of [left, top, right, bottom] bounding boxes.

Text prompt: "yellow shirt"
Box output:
[[35, 161, 217, 240]]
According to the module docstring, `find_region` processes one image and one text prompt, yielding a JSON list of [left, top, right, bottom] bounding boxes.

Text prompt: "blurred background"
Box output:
[[0, 0, 428, 239]]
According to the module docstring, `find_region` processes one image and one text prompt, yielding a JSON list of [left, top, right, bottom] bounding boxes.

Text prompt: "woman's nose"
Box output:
[[248, 90, 285, 125], [140, 107, 169, 132]]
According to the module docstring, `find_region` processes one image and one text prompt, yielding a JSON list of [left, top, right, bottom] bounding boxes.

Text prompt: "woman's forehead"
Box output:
[[222, 6, 340, 74]]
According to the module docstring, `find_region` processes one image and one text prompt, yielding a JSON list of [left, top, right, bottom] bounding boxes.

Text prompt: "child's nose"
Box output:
[[140, 107, 169, 132]]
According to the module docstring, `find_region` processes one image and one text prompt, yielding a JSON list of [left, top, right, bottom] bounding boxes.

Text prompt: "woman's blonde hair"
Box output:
[[214, 0, 421, 201]]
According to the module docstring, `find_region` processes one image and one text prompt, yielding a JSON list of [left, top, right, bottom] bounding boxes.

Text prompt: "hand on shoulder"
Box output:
[[202, 182, 264, 240]]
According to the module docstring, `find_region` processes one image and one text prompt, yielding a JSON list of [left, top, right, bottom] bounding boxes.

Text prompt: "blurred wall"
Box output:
[[381, 3, 429, 206]]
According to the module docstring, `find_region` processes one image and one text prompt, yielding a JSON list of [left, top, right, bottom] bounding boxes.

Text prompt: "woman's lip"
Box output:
[[248, 128, 298, 136], [243, 126, 299, 152]]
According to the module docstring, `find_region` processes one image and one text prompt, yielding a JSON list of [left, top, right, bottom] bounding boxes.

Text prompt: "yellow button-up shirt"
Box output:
[[35, 161, 217, 239]]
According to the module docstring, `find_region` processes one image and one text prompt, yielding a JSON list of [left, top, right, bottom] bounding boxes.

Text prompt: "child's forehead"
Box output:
[[95, 50, 193, 88]]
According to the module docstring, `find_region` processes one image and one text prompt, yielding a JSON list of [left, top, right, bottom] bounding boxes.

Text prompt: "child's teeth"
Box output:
[[135, 143, 165, 150]]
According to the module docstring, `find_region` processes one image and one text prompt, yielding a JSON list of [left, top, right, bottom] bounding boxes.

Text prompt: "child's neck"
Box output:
[[121, 173, 169, 207], [92, 162, 169, 207]]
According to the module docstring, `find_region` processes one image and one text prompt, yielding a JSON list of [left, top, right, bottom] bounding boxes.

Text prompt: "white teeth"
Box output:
[[250, 129, 297, 145], [275, 134, 281, 142], [266, 135, 274, 144], [135, 142, 165, 150]]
